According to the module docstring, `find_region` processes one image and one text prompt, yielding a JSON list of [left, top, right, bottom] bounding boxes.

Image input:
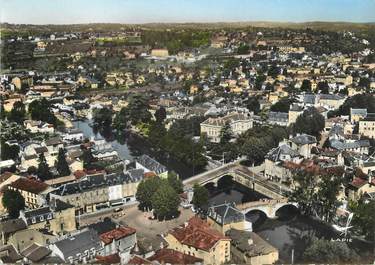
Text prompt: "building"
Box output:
[[99, 226, 137, 260], [50, 229, 102, 263], [135, 155, 168, 178], [200, 112, 253, 143], [207, 203, 251, 234], [290, 134, 317, 158], [267, 112, 289, 127], [11, 76, 33, 90], [19, 199, 76, 235], [50, 173, 141, 214], [359, 116, 375, 139], [151, 49, 169, 57], [350, 108, 367, 123], [226, 229, 279, 265], [8, 178, 50, 209], [288, 105, 304, 125], [149, 248, 203, 264], [164, 216, 231, 264]]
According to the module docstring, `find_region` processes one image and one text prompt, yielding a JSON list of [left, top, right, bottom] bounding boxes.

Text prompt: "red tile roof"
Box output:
[[128, 255, 152, 265], [95, 253, 120, 264], [100, 226, 136, 245], [10, 178, 48, 194], [169, 216, 229, 251], [351, 177, 368, 188], [149, 248, 203, 264]]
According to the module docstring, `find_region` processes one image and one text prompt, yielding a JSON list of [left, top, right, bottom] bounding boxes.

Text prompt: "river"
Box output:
[[206, 179, 374, 263], [73, 120, 198, 179], [73, 120, 374, 263]]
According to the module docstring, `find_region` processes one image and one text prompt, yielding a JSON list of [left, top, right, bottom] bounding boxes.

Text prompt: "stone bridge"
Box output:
[[183, 162, 290, 199], [236, 198, 298, 219]]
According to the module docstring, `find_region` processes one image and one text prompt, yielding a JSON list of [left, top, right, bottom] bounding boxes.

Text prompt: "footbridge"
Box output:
[[236, 198, 298, 219], [183, 162, 290, 199]]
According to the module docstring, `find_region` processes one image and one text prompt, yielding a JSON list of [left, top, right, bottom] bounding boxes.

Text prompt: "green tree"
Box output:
[[290, 171, 317, 216], [220, 122, 233, 145], [245, 97, 260, 114], [154, 106, 167, 123], [2, 189, 25, 218], [192, 184, 209, 210], [8, 101, 26, 124], [113, 107, 130, 132], [28, 98, 57, 126], [270, 97, 294, 113], [55, 148, 71, 177], [350, 200, 375, 241], [152, 182, 180, 220], [127, 94, 152, 125], [37, 153, 52, 181], [93, 107, 113, 128], [237, 44, 250, 54], [300, 79, 312, 92], [81, 148, 95, 169], [316, 174, 341, 222], [136, 177, 163, 211], [0, 141, 20, 161], [293, 107, 325, 139], [167, 171, 183, 194], [303, 238, 359, 263], [317, 81, 330, 94]]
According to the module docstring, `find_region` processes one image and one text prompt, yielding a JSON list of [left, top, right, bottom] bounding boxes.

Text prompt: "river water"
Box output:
[[73, 120, 374, 263], [73, 120, 197, 179]]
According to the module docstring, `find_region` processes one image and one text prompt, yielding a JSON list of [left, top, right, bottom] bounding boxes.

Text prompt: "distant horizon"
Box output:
[[2, 20, 375, 26], [1, 0, 375, 25]]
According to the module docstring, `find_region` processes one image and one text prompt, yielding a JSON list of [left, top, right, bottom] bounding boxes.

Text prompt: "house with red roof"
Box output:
[[8, 178, 51, 209], [164, 216, 231, 264]]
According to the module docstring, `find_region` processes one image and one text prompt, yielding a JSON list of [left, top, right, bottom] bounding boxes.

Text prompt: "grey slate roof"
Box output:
[[330, 139, 370, 150], [268, 111, 288, 122], [291, 134, 317, 145], [208, 203, 244, 225], [226, 229, 278, 257], [54, 229, 101, 259], [266, 144, 300, 162], [136, 155, 167, 174]]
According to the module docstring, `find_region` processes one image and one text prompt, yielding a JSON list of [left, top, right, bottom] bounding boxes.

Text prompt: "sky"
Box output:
[[1, 0, 375, 25]]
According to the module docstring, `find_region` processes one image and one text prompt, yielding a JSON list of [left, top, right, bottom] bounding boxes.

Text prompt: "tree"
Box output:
[[167, 171, 183, 194], [237, 44, 250, 55], [300, 79, 312, 92], [270, 97, 294, 113], [350, 200, 375, 241], [8, 101, 26, 124], [293, 107, 325, 139], [28, 98, 57, 126], [55, 148, 71, 177], [245, 97, 260, 114], [316, 174, 341, 222], [154, 106, 167, 123], [136, 177, 163, 211], [268, 64, 280, 78], [37, 153, 52, 181], [127, 94, 152, 125], [303, 238, 359, 263], [93, 107, 113, 128], [152, 182, 180, 220], [290, 171, 317, 216], [113, 107, 130, 132], [2, 189, 25, 218], [192, 184, 209, 210], [81, 148, 95, 169], [317, 81, 330, 94], [220, 122, 233, 145], [0, 141, 20, 161]]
